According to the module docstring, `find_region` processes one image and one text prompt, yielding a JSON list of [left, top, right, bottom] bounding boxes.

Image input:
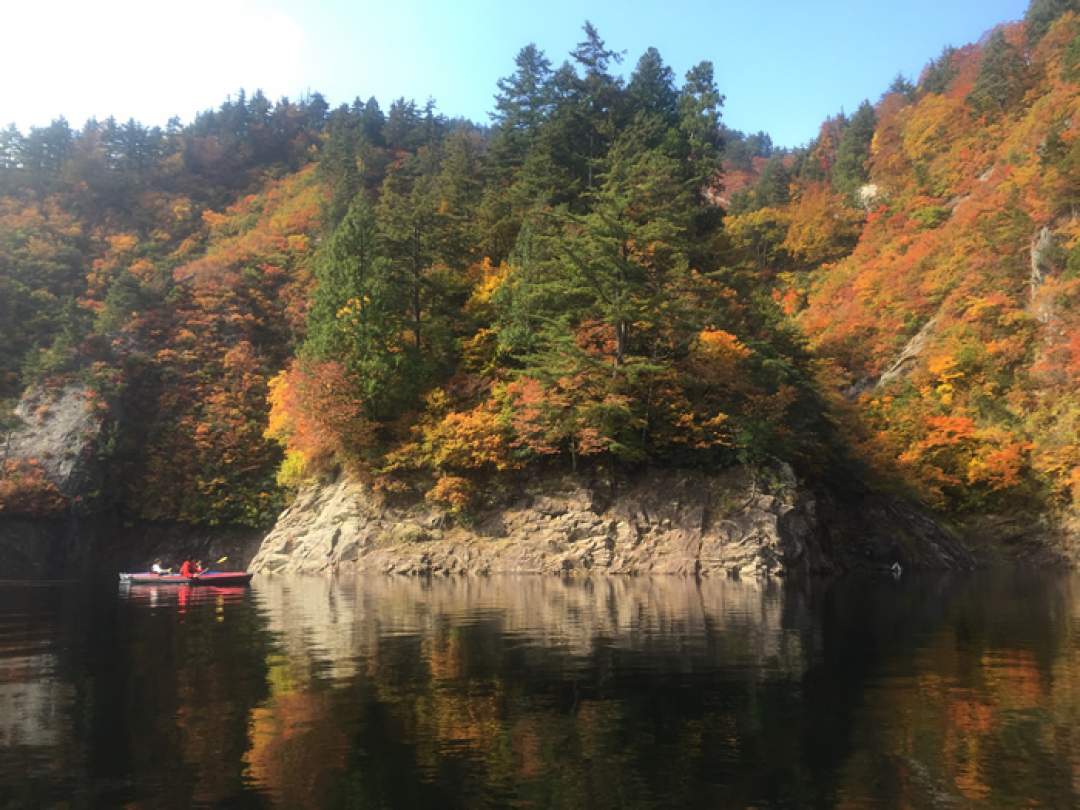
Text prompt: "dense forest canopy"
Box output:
[[2, 2, 1079, 533]]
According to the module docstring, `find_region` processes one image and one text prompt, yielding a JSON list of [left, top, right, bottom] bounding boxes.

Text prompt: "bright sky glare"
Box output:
[[1, 0, 1030, 146]]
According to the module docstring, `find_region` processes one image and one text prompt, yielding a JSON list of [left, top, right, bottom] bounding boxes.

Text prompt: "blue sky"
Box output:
[[2, 0, 1029, 146]]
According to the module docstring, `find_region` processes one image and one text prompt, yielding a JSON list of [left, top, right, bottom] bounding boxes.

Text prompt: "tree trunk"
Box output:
[[615, 320, 627, 367], [411, 223, 422, 350]]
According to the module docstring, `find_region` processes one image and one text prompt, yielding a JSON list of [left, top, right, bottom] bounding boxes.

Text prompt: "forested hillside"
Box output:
[[724, 1, 1080, 528], [0, 94, 329, 523], [2, 2, 1079, 543]]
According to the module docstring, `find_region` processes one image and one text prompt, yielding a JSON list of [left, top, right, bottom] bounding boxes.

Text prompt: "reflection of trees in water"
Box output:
[[254, 575, 807, 677], [101, 586, 275, 807], [247, 575, 819, 808], [246, 573, 1080, 808], [0, 583, 276, 807], [0, 653, 71, 748], [823, 573, 1080, 808], [0, 585, 88, 807], [2, 574, 1078, 807]]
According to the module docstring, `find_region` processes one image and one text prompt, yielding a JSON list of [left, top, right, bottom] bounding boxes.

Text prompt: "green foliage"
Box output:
[[887, 73, 917, 101], [967, 30, 1029, 116], [912, 205, 951, 229], [95, 271, 144, 334], [493, 44, 554, 140], [1064, 31, 1080, 80], [721, 127, 775, 171], [756, 157, 792, 207], [275, 449, 311, 489], [20, 298, 86, 383], [677, 60, 725, 186], [0, 399, 19, 447], [1066, 240, 1080, 279], [1025, 0, 1079, 44], [265, 24, 826, 482], [305, 195, 412, 419], [628, 47, 679, 123], [319, 111, 363, 227], [920, 46, 959, 95], [832, 101, 876, 198]]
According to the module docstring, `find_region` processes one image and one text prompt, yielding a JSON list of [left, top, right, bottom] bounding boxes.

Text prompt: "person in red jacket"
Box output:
[[179, 559, 194, 578]]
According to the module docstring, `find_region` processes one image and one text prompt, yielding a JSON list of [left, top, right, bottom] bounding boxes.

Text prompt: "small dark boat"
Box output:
[[118, 571, 253, 586]]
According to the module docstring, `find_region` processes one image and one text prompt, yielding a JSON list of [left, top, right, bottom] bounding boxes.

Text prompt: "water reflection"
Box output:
[[0, 573, 1077, 807], [248, 576, 813, 808], [832, 574, 1080, 807], [121, 582, 250, 618], [255, 576, 807, 680]]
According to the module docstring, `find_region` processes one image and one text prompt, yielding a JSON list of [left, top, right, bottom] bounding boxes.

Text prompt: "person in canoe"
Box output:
[[179, 559, 199, 579], [151, 559, 172, 575]]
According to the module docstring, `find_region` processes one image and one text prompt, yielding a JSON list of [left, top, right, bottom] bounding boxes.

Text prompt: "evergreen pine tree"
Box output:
[[757, 157, 791, 207], [360, 97, 386, 146], [886, 73, 916, 101], [304, 196, 407, 418], [920, 46, 958, 95], [376, 151, 456, 385], [967, 30, 1029, 116], [96, 271, 144, 334], [627, 47, 678, 125], [570, 21, 625, 190], [434, 128, 483, 269], [492, 44, 553, 153], [1025, 0, 1079, 45], [385, 99, 421, 151], [319, 111, 362, 226], [677, 61, 724, 189], [832, 101, 876, 197]]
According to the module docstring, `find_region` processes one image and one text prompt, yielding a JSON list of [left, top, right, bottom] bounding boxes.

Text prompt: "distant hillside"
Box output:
[[0, 95, 330, 525], [725, 4, 1080, 537]]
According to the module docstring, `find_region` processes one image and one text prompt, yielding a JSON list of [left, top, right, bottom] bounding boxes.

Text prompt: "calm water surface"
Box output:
[[0, 572, 1077, 808]]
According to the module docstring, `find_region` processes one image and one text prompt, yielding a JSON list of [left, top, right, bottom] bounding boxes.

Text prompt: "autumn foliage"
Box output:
[[4, 7, 1080, 533], [0, 459, 67, 515], [781, 14, 1080, 513], [266, 360, 376, 475]]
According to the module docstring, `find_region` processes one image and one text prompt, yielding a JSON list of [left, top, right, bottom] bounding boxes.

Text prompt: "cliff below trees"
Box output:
[[0, 383, 108, 577], [249, 465, 974, 578]]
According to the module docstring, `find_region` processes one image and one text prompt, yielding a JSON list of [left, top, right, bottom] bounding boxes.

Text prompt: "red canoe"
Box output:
[[119, 571, 253, 586]]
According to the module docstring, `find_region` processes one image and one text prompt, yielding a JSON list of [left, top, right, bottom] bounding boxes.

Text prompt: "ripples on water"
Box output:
[[0, 573, 1077, 808]]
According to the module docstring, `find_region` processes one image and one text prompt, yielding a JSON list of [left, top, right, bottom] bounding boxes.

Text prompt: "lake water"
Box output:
[[0, 572, 1077, 808]]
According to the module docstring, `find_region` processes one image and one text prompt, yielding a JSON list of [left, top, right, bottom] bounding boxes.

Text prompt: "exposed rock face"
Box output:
[[0, 383, 115, 578], [251, 465, 973, 578], [3, 383, 104, 497], [874, 315, 939, 390], [1030, 224, 1055, 312], [844, 313, 940, 398]]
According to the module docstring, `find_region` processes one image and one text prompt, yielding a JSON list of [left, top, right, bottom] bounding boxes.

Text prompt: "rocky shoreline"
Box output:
[[250, 464, 975, 578]]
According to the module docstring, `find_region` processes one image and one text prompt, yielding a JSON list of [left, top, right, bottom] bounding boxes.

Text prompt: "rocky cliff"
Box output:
[[3, 383, 105, 500], [0, 383, 107, 578], [250, 464, 974, 578]]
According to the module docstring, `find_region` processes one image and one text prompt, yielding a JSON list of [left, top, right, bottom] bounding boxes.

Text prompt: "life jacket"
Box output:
[[179, 561, 193, 578]]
